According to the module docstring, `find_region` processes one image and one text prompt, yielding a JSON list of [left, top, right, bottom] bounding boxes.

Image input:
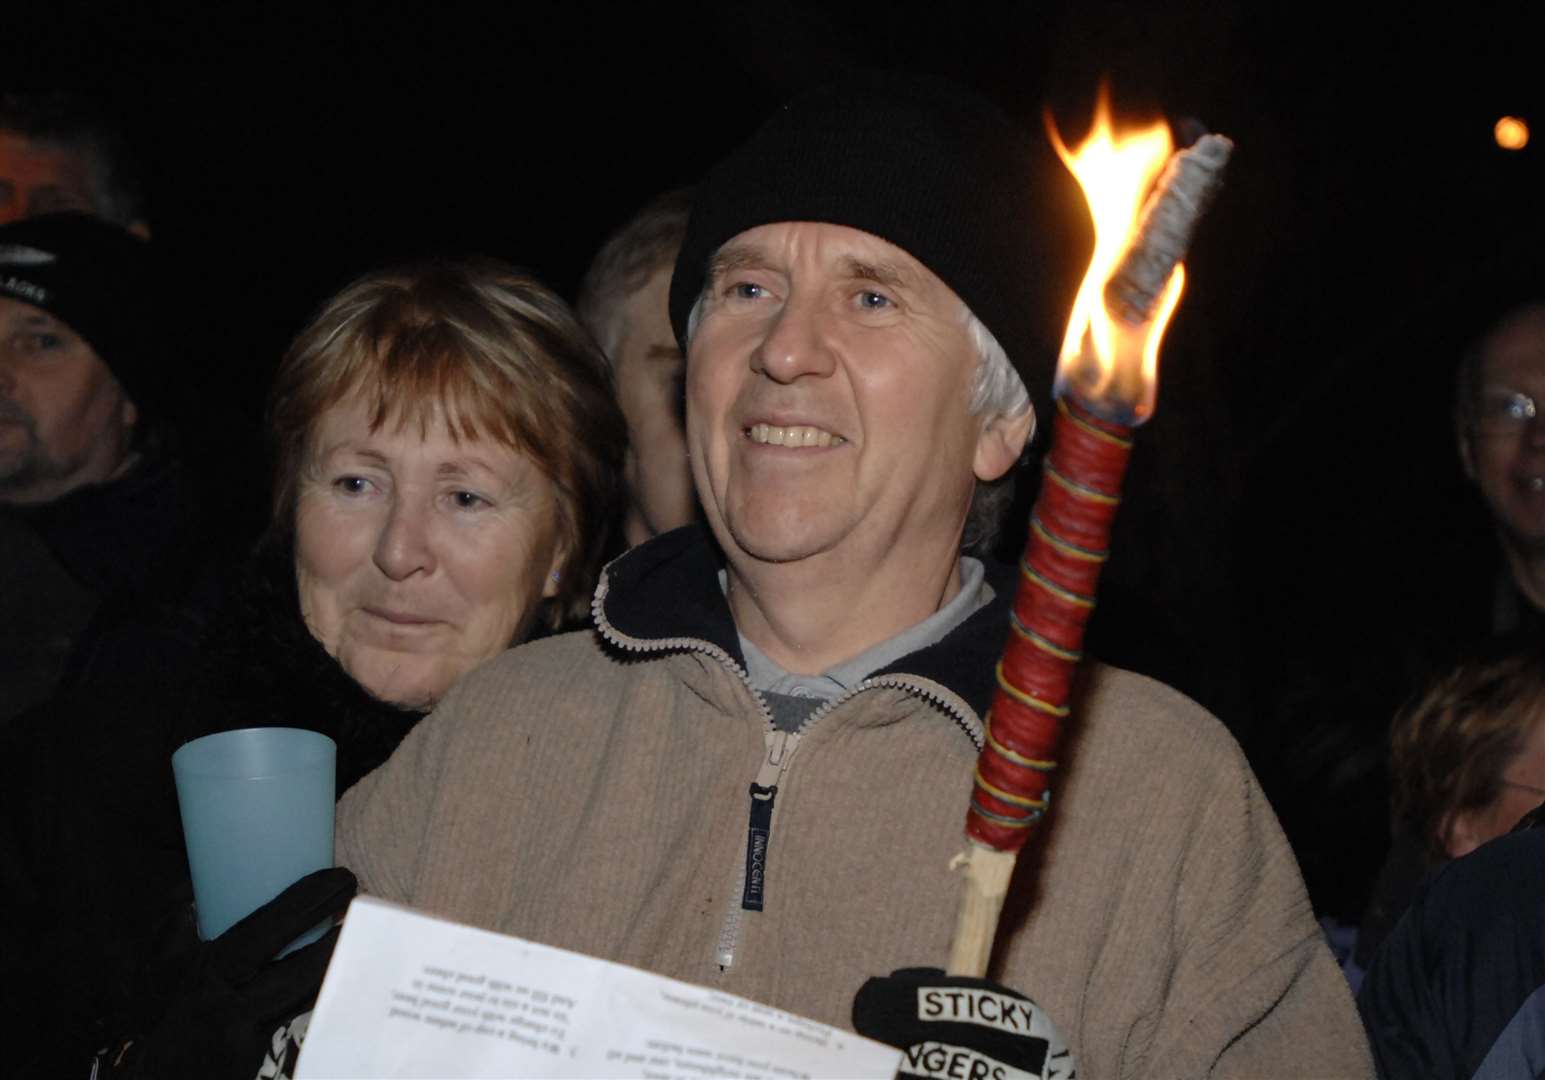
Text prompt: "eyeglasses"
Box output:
[[1472, 389, 1541, 434], [1502, 777, 1545, 799]]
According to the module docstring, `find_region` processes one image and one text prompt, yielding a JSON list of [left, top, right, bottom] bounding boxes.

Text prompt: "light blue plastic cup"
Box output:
[[172, 727, 337, 943]]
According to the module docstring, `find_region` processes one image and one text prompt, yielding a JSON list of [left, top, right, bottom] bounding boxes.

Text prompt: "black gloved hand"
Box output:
[[853, 967, 1076, 1080], [111, 866, 357, 1080]]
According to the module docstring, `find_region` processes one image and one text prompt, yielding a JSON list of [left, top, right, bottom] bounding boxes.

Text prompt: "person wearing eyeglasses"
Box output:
[[1456, 302, 1545, 636]]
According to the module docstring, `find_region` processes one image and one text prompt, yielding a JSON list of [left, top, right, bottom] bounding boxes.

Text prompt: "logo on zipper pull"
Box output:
[[742, 783, 777, 912]]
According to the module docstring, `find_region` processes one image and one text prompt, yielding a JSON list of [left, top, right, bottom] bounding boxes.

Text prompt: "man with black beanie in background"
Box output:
[[0, 213, 247, 1075], [0, 213, 221, 721]]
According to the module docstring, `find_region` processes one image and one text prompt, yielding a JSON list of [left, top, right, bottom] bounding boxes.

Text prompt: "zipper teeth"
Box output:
[[798, 674, 985, 748], [595, 565, 987, 744], [593, 573, 776, 729], [595, 569, 987, 972], [595, 568, 778, 973], [715, 889, 743, 968], [713, 678, 980, 973]]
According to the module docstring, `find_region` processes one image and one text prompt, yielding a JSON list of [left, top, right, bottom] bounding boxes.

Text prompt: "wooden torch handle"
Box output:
[[950, 396, 1135, 976]]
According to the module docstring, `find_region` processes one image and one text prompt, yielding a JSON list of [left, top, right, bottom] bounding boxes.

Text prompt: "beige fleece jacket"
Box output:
[[336, 623, 1370, 1079]]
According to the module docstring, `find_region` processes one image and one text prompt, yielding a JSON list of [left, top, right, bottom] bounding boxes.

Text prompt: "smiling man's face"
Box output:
[[685, 221, 1004, 579], [1462, 305, 1545, 555]]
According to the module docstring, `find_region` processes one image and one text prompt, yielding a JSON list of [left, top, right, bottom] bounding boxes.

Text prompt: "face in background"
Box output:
[[294, 393, 567, 709], [686, 221, 1028, 578], [0, 296, 137, 505], [611, 266, 697, 547], [1446, 716, 1545, 858], [1461, 306, 1545, 555], [0, 132, 99, 225]]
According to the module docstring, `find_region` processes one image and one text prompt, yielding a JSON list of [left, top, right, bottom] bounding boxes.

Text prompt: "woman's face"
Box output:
[[294, 392, 566, 709]]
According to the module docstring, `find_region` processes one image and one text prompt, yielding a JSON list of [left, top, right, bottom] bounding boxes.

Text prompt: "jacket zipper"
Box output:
[[801, 674, 985, 749], [716, 727, 799, 968], [592, 584, 784, 971], [740, 729, 796, 913], [714, 675, 983, 971], [593, 582, 985, 972]]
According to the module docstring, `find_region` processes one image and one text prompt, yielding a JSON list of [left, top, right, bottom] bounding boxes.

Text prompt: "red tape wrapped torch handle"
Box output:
[[967, 396, 1132, 850], [945, 396, 1133, 977], [945, 125, 1231, 978]]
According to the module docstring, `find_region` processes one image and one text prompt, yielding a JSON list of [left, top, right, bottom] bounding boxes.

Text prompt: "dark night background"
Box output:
[[7, 1, 1544, 916]]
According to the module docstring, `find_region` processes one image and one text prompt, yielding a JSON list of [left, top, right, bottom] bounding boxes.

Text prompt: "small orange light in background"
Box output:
[[1495, 116, 1529, 151]]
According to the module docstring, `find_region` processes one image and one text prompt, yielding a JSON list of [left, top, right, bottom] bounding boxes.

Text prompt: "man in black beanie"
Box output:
[[335, 73, 1371, 1077], [0, 213, 212, 722], [0, 215, 151, 505]]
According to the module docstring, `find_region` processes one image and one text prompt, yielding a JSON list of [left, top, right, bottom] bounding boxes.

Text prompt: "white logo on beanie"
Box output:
[[0, 245, 57, 267], [0, 275, 48, 305]]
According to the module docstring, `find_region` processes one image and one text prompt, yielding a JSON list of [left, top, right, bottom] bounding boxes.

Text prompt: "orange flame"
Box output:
[[1051, 90, 1187, 425]]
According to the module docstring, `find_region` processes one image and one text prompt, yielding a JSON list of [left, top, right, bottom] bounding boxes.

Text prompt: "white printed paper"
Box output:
[[296, 896, 901, 1079]]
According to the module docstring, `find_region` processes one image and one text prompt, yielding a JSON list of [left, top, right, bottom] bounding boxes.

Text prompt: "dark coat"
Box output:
[[0, 450, 225, 726], [1358, 818, 1545, 1078], [0, 540, 424, 1076]]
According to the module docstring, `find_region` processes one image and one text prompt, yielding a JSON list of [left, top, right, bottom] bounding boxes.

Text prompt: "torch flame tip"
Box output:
[[1051, 91, 1179, 426]]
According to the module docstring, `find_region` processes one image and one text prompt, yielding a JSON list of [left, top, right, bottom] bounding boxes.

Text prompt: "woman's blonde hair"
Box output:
[[268, 256, 626, 629]]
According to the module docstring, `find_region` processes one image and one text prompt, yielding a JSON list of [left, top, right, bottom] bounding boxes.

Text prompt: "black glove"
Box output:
[[853, 967, 1076, 1080], [110, 866, 357, 1080]]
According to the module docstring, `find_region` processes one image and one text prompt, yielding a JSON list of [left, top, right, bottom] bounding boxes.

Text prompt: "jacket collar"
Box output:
[[595, 525, 1014, 720]]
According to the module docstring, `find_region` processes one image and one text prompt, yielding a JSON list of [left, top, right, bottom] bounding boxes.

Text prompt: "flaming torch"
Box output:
[[947, 92, 1233, 977]]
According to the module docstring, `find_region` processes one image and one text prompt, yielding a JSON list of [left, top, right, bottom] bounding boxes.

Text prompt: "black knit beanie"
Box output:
[[669, 71, 1051, 410], [0, 212, 161, 417]]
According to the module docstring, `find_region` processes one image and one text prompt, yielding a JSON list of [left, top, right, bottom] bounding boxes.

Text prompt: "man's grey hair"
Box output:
[[685, 291, 1033, 554], [576, 187, 694, 360], [0, 93, 147, 228], [962, 311, 1032, 553]]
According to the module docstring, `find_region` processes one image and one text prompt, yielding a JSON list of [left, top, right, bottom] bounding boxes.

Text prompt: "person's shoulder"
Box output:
[[1060, 662, 1276, 840], [1078, 661, 1237, 758], [432, 627, 655, 722], [455, 627, 603, 686], [1401, 830, 1545, 997], [1421, 827, 1545, 931], [496, 626, 608, 666], [1055, 663, 1262, 849], [1359, 829, 1545, 1078]]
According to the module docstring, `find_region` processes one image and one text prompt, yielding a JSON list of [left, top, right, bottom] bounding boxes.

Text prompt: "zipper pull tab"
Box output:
[[741, 782, 776, 912], [755, 728, 795, 786], [741, 730, 798, 916]]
